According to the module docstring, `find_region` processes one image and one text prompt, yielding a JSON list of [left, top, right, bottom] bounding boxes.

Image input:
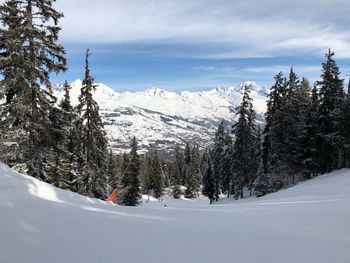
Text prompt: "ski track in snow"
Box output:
[[1, 163, 350, 263]]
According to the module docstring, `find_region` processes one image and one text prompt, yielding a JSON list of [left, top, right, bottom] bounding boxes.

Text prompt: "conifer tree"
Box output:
[[57, 81, 83, 192], [75, 49, 108, 198], [200, 149, 209, 179], [253, 161, 270, 197], [202, 157, 215, 204], [262, 72, 286, 175], [44, 81, 77, 190], [212, 121, 227, 199], [172, 165, 182, 199], [45, 103, 73, 189], [140, 154, 151, 194], [280, 70, 314, 183], [184, 142, 192, 185], [232, 86, 258, 198], [0, 0, 27, 131], [106, 150, 119, 194], [317, 49, 344, 172], [283, 68, 301, 178], [301, 84, 320, 178], [150, 152, 164, 199], [262, 72, 291, 190], [0, 0, 66, 174], [120, 137, 141, 206], [248, 126, 261, 195], [185, 146, 201, 198], [174, 145, 186, 186], [0, 0, 26, 121], [59, 81, 74, 113], [221, 132, 234, 197]]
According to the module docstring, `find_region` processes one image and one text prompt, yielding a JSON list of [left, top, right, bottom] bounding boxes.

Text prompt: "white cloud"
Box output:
[[52, 0, 350, 59], [244, 65, 321, 75]]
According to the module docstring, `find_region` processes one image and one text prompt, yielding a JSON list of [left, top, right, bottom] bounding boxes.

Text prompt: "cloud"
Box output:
[[53, 0, 350, 59], [244, 65, 321, 75]]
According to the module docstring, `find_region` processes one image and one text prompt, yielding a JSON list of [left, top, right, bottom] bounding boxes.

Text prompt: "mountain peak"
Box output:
[[144, 87, 167, 97], [70, 79, 82, 86], [239, 81, 268, 95], [215, 86, 235, 93], [240, 81, 258, 88]]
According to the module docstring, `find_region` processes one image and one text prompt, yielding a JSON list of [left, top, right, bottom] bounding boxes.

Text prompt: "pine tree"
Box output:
[[248, 126, 261, 196], [57, 81, 83, 192], [0, 0, 26, 105], [262, 72, 286, 175], [106, 150, 119, 195], [317, 49, 344, 173], [262, 71, 292, 190], [175, 145, 186, 186], [0, 6, 27, 169], [184, 142, 192, 185], [120, 137, 141, 206], [162, 161, 170, 189], [253, 161, 270, 197], [44, 81, 77, 190], [200, 149, 209, 179], [140, 154, 151, 194], [185, 146, 201, 198], [270, 69, 298, 183], [150, 151, 164, 199], [301, 84, 320, 178], [232, 86, 258, 198], [202, 157, 215, 204], [222, 132, 234, 197], [59, 81, 74, 113], [172, 165, 182, 199], [280, 70, 315, 183], [45, 103, 73, 189], [75, 49, 108, 198], [20, 0, 65, 179], [212, 121, 227, 200], [0, 0, 66, 174], [284, 68, 301, 178]]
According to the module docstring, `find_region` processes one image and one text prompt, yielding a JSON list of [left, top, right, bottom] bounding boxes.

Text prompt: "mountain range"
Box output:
[[53, 80, 268, 157]]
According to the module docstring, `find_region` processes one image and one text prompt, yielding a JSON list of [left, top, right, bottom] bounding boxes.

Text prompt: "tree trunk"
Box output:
[[337, 147, 344, 170], [345, 149, 350, 168]]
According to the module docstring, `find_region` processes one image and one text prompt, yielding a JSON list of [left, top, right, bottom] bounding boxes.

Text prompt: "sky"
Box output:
[[46, 0, 350, 91]]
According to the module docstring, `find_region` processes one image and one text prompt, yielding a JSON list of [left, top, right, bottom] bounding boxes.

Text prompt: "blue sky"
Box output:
[[49, 0, 350, 92]]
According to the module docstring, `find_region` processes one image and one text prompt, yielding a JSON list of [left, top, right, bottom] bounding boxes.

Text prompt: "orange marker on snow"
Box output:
[[106, 189, 119, 203]]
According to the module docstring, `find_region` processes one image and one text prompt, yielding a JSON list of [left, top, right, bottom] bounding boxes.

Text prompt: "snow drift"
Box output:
[[1, 163, 350, 263]]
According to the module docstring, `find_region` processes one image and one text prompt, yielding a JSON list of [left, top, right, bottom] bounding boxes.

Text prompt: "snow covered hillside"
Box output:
[[54, 81, 267, 155], [1, 163, 349, 263]]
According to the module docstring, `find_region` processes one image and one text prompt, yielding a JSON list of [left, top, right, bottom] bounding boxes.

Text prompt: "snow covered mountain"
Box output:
[[54, 80, 268, 156], [1, 162, 350, 263]]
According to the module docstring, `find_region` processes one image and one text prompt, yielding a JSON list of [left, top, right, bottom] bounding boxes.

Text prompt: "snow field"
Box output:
[[1, 163, 349, 263]]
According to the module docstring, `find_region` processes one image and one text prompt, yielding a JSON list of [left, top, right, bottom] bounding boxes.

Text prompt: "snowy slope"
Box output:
[[53, 81, 267, 155], [1, 163, 350, 263]]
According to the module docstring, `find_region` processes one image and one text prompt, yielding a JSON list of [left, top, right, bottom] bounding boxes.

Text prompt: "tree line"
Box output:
[[201, 49, 350, 203]]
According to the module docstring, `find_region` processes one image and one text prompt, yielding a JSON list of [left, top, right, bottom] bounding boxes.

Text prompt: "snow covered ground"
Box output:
[[1, 163, 349, 263]]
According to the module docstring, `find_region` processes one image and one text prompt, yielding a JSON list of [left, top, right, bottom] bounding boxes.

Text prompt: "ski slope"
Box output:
[[1, 163, 349, 263]]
